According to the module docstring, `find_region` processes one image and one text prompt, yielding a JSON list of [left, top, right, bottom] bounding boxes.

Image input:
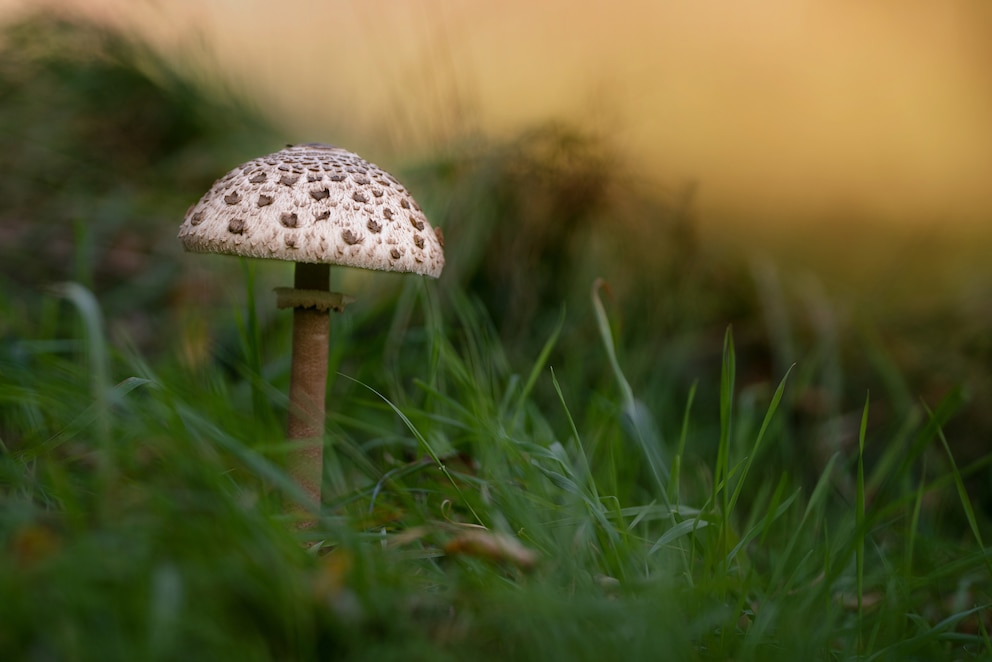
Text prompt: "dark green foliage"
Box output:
[[0, 12, 279, 352]]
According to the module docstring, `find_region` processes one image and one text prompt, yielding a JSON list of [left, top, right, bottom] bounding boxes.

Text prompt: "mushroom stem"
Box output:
[[286, 261, 330, 523]]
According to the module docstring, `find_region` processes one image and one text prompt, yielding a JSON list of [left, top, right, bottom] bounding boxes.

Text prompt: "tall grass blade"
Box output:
[[905, 456, 926, 575], [591, 278, 669, 496], [174, 401, 310, 508], [235, 258, 272, 428], [649, 517, 711, 554], [928, 403, 991, 575], [727, 487, 800, 564], [772, 452, 840, 590], [715, 325, 735, 554], [34, 376, 151, 459], [669, 381, 697, 506], [549, 368, 618, 546], [727, 364, 793, 516], [866, 604, 992, 661], [338, 372, 484, 526], [51, 282, 112, 471], [512, 306, 565, 425], [880, 387, 964, 495], [856, 392, 869, 649]]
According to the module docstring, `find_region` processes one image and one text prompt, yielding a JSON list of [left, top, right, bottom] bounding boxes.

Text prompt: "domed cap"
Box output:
[[178, 144, 444, 278]]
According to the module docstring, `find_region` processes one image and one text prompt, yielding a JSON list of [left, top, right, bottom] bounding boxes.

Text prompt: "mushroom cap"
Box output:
[[178, 144, 444, 278]]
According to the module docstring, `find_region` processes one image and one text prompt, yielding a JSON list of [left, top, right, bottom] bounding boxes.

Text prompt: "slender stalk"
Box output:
[[285, 262, 330, 523]]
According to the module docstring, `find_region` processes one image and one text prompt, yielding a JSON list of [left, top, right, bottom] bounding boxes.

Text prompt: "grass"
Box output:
[[2, 11, 992, 661], [2, 266, 990, 660]]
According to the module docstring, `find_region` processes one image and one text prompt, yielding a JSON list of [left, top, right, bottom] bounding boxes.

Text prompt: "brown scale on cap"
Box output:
[[177, 143, 445, 278]]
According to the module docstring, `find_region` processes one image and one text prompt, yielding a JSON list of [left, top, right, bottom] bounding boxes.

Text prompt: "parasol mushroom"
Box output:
[[178, 143, 445, 523]]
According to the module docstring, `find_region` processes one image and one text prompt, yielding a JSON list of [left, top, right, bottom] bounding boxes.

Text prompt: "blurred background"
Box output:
[[0, 1, 990, 496], [7, 0, 992, 225]]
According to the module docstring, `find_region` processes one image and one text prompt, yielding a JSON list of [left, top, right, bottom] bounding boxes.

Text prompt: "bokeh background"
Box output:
[[1, 0, 990, 496], [4, 0, 991, 292], [9, 0, 992, 224]]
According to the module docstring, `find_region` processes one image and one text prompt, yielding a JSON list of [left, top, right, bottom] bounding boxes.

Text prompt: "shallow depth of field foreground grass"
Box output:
[[1, 273, 991, 661]]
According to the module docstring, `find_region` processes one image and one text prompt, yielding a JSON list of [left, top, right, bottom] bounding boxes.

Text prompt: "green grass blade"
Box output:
[[234, 258, 273, 429], [591, 279, 669, 497], [866, 604, 992, 661], [173, 401, 310, 508], [51, 282, 112, 476], [715, 325, 735, 555], [727, 364, 794, 516], [905, 455, 926, 574], [649, 517, 711, 554], [338, 372, 485, 526], [669, 381, 697, 506], [856, 391, 869, 649], [771, 452, 840, 590], [727, 486, 800, 564], [928, 402, 990, 574], [512, 305, 565, 423], [590, 278, 633, 406]]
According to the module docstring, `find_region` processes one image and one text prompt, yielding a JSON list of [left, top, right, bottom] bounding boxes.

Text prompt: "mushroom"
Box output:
[[178, 143, 445, 524]]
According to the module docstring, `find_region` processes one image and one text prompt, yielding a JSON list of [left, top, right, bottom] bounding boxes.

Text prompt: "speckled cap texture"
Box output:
[[178, 144, 444, 278]]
